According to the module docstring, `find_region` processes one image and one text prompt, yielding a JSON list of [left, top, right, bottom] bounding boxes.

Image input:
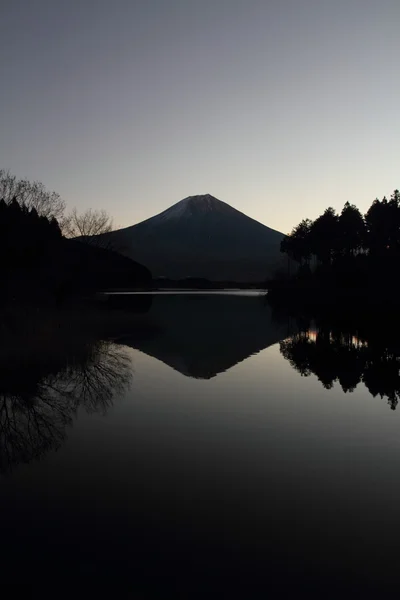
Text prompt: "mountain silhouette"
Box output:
[[119, 293, 290, 378], [97, 194, 284, 281]]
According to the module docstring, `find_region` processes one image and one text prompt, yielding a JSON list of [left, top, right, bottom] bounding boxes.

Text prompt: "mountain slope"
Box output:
[[100, 194, 284, 281]]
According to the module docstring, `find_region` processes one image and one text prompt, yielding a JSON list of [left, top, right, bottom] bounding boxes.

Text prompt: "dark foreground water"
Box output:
[[2, 292, 400, 597]]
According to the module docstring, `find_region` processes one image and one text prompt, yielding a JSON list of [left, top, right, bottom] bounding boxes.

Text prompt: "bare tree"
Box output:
[[0, 169, 66, 222], [63, 207, 114, 242]]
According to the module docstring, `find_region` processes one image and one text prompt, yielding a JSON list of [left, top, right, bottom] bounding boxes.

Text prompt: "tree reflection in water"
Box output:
[[280, 324, 400, 410], [0, 341, 132, 472]]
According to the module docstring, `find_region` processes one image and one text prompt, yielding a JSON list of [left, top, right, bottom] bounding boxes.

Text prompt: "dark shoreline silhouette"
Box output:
[[0, 195, 151, 309], [268, 189, 400, 309]]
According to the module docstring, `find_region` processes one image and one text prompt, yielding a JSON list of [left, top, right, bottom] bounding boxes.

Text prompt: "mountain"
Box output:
[[99, 194, 284, 282]]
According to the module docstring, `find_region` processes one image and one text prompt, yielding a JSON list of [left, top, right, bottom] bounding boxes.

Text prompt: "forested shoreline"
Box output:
[[0, 171, 151, 308], [268, 189, 400, 307]]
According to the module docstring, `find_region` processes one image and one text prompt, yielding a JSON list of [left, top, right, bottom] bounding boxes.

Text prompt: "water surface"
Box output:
[[1, 293, 400, 596]]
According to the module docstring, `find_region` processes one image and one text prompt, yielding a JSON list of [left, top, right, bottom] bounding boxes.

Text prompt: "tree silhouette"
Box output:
[[63, 207, 114, 243], [0, 196, 62, 276], [0, 169, 65, 222], [274, 188, 400, 303], [310, 207, 338, 265], [281, 219, 313, 265], [364, 197, 392, 256], [338, 202, 366, 256]]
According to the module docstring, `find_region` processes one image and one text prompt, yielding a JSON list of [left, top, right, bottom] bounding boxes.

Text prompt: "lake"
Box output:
[[1, 291, 400, 597]]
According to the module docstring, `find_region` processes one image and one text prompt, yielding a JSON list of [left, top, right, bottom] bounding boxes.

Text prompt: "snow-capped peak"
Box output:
[[149, 194, 229, 224]]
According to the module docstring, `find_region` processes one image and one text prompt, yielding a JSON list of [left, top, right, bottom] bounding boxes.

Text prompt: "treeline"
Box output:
[[0, 197, 62, 272], [0, 172, 152, 303], [270, 189, 400, 302], [281, 189, 400, 266]]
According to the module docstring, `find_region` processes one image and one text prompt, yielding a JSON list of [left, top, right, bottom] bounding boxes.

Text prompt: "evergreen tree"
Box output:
[[338, 202, 366, 256], [364, 197, 392, 255], [281, 219, 313, 265], [310, 207, 338, 265]]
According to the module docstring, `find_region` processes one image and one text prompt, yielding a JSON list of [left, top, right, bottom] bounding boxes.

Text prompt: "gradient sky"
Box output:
[[1, 0, 398, 233]]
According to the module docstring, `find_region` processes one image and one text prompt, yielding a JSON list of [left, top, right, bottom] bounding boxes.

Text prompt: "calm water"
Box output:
[[2, 292, 400, 596]]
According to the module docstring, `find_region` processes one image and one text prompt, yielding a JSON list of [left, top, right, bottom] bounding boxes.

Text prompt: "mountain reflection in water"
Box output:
[[120, 293, 290, 378], [1, 293, 291, 471], [3, 296, 400, 596], [280, 319, 400, 410]]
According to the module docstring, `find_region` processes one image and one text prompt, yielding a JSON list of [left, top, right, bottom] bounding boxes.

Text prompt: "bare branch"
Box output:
[[0, 169, 66, 221], [62, 207, 114, 246]]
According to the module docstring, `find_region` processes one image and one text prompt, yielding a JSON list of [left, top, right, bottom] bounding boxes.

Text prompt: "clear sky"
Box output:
[[1, 0, 398, 234]]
